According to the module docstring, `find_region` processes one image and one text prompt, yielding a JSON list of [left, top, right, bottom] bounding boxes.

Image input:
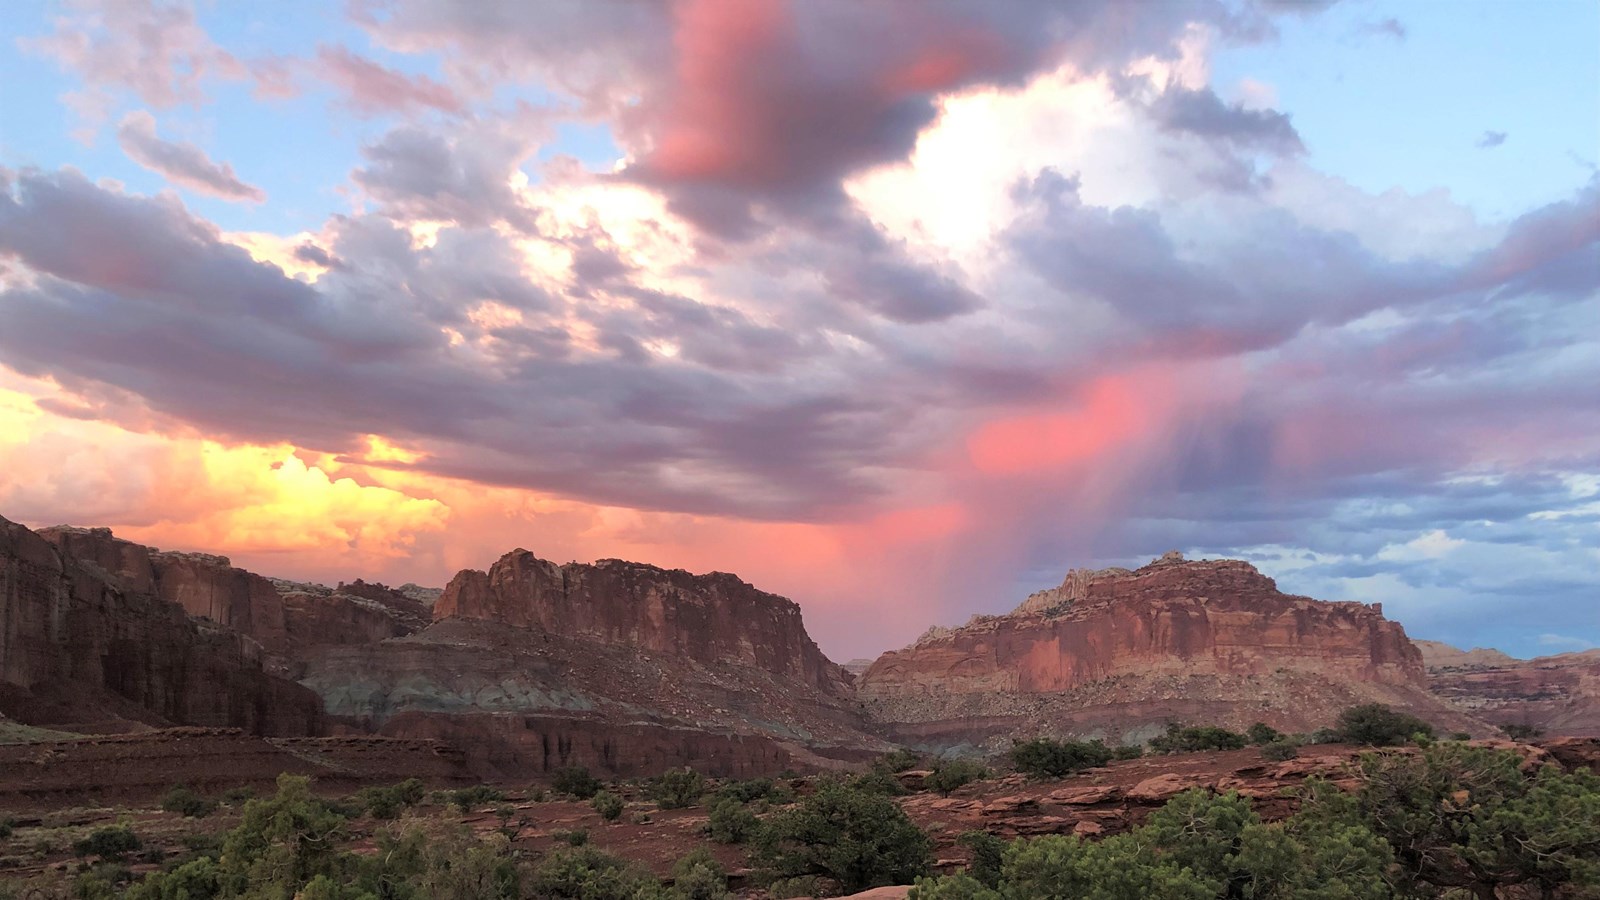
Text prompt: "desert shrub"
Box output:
[[707, 798, 758, 844], [632, 812, 653, 825], [957, 830, 1006, 888], [592, 790, 624, 822], [1450, 731, 1472, 741], [526, 787, 548, 802], [650, 768, 707, 809], [220, 786, 254, 805], [1500, 723, 1544, 740], [1147, 723, 1248, 754], [448, 783, 505, 811], [215, 773, 351, 895], [552, 765, 603, 800], [1350, 743, 1600, 897], [670, 847, 730, 900], [124, 856, 222, 900], [1336, 704, 1434, 746], [716, 777, 777, 804], [373, 825, 521, 900], [908, 872, 1001, 899], [1261, 739, 1300, 762], [0, 818, 11, 840], [71, 863, 133, 899], [874, 748, 925, 774], [925, 759, 988, 796], [357, 777, 426, 819], [1245, 722, 1283, 745], [554, 828, 590, 847], [74, 826, 140, 860], [751, 778, 932, 893], [848, 769, 907, 796], [1110, 745, 1143, 761], [1308, 727, 1343, 745], [160, 785, 217, 819], [1010, 738, 1114, 778], [527, 846, 667, 900]]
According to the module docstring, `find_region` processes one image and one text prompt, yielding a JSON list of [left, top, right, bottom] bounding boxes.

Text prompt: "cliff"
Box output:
[[435, 549, 850, 695], [858, 553, 1483, 749], [0, 515, 322, 735], [1420, 642, 1600, 737]]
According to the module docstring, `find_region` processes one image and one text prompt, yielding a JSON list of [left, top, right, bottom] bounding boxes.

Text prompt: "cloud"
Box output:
[[1143, 83, 1305, 157], [1539, 633, 1598, 652], [1477, 130, 1508, 149], [115, 111, 265, 202], [1359, 18, 1407, 41], [313, 45, 467, 117]]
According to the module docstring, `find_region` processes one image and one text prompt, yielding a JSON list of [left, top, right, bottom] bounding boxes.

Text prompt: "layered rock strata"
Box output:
[[1419, 641, 1600, 737], [858, 553, 1483, 749], [0, 516, 322, 735]]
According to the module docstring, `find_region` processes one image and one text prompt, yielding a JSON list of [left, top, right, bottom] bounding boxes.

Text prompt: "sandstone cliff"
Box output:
[[295, 549, 882, 777], [0, 516, 322, 735], [435, 549, 850, 695], [1420, 642, 1600, 737], [858, 553, 1483, 750]]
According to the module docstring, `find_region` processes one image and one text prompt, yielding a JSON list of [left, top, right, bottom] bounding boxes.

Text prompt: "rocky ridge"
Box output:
[[1418, 641, 1600, 737], [858, 553, 1484, 750]]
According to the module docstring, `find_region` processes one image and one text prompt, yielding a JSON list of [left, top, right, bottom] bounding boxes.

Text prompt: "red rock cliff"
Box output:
[[858, 553, 1480, 747], [1418, 642, 1600, 737], [0, 515, 322, 736], [435, 549, 849, 695]]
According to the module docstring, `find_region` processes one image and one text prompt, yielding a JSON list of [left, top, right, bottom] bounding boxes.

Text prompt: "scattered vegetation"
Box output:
[[707, 797, 759, 844], [925, 758, 989, 796], [669, 847, 731, 900], [957, 830, 1006, 888], [160, 785, 218, 819], [1261, 739, 1300, 761], [874, 748, 925, 773], [592, 789, 624, 822], [1147, 723, 1249, 754], [551, 765, 603, 800], [553, 828, 590, 847], [1010, 737, 1114, 778], [1336, 703, 1435, 746], [73, 825, 140, 860], [751, 777, 932, 894], [650, 768, 707, 809], [447, 783, 506, 811], [849, 768, 909, 796], [356, 777, 426, 819], [1245, 721, 1283, 745], [1501, 723, 1545, 740]]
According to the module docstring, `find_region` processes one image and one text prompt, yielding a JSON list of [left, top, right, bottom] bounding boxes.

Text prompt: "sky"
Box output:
[[0, 0, 1596, 663]]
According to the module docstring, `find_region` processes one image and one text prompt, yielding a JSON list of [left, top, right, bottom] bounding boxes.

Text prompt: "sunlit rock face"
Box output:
[[1419, 642, 1600, 738], [857, 554, 1483, 750], [0, 516, 322, 735], [436, 549, 851, 694]]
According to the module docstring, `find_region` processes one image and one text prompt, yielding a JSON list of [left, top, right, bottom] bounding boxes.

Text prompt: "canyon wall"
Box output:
[[858, 553, 1482, 749], [436, 549, 850, 695], [0, 516, 322, 735], [1418, 641, 1600, 737]]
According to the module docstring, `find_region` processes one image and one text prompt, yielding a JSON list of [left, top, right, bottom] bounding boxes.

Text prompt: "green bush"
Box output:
[[552, 765, 603, 799], [716, 777, 777, 804], [848, 769, 907, 796], [74, 826, 141, 860], [1500, 723, 1543, 740], [1110, 745, 1142, 761], [1336, 704, 1435, 746], [751, 778, 932, 893], [1010, 738, 1114, 778], [650, 769, 707, 809], [554, 828, 590, 847], [160, 785, 217, 819], [219, 786, 254, 805], [707, 798, 758, 844], [957, 830, 1005, 888], [592, 790, 624, 822], [908, 872, 1001, 899], [1261, 740, 1300, 762], [448, 784, 506, 811], [124, 856, 221, 900], [670, 847, 730, 900], [357, 777, 426, 819], [874, 748, 925, 773], [216, 773, 350, 895], [527, 846, 667, 899], [1147, 723, 1248, 754], [925, 759, 988, 796], [1245, 722, 1283, 745]]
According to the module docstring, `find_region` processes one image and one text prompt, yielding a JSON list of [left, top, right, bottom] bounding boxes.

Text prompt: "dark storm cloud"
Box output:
[[1144, 85, 1306, 156]]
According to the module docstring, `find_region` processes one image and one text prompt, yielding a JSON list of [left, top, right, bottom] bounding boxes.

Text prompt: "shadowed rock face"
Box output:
[[858, 554, 1482, 749], [0, 516, 322, 735], [1419, 642, 1600, 737], [436, 549, 850, 695]]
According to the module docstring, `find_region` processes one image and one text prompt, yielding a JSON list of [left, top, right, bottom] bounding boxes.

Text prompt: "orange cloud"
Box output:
[[966, 369, 1183, 476]]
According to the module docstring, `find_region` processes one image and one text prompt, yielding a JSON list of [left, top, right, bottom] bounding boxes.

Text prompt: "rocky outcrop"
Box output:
[[38, 526, 289, 656], [0, 515, 322, 736], [273, 578, 433, 662], [858, 554, 1483, 750], [436, 550, 850, 694], [1421, 643, 1600, 737]]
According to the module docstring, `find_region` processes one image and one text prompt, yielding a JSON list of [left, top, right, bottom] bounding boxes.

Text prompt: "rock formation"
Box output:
[[293, 549, 884, 777], [435, 550, 850, 694], [0, 515, 322, 735], [858, 554, 1484, 750], [1419, 642, 1600, 737]]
